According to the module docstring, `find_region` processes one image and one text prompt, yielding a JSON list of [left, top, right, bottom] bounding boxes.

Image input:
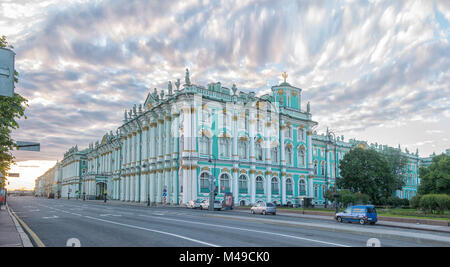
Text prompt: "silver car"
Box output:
[[186, 199, 203, 209], [200, 200, 222, 211], [250, 202, 276, 215]]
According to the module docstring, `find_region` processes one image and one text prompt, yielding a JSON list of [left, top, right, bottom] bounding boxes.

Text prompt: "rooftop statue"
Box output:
[[306, 101, 310, 113], [232, 84, 237, 95], [175, 78, 181, 90], [185, 68, 191, 85], [168, 81, 173, 95], [282, 72, 288, 83]]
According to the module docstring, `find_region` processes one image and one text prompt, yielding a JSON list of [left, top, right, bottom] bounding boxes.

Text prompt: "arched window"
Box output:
[[200, 172, 210, 193], [286, 178, 293, 195], [314, 184, 319, 199], [299, 180, 306, 195], [286, 146, 292, 165], [314, 161, 318, 175], [299, 148, 305, 167], [321, 161, 326, 176], [219, 173, 230, 193], [238, 175, 248, 194], [255, 140, 263, 161], [199, 135, 210, 155], [271, 177, 279, 195], [271, 147, 278, 164], [255, 176, 264, 194]]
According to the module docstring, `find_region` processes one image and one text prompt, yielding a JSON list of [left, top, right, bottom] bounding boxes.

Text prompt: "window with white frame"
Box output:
[[299, 148, 305, 167], [219, 173, 230, 193], [256, 176, 264, 194], [298, 128, 304, 142], [286, 178, 293, 195], [238, 175, 248, 194], [314, 161, 318, 175], [321, 161, 326, 176], [299, 179, 306, 195], [286, 126, 292, 139], [219, 137, 230, 157], [255, 141, 263, 161], [271, 177, 279, 195], [200, 172, 210, 193], [199, 135, 210, 155], [238, 140, 248, 160], [286, 146, 292, 165], [271, 147, 278, 164]]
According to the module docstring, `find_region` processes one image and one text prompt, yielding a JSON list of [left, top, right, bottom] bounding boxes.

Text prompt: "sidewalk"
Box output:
[[0, 204, 27, 247]]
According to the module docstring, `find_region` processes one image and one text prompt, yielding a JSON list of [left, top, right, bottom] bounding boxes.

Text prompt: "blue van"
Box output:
[[335, 205, 377, 225]]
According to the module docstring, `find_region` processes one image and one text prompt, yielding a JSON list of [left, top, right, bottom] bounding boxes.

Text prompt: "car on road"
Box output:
[[186, 199, 203, 209], [199, 200, 222, 211], [250, 202, 276, 215], [335, 205, 377, 225]]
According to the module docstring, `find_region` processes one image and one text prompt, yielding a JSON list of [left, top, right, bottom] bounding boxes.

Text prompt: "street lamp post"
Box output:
[[328, 130, 339, 214], [208, 156, 217, 211]]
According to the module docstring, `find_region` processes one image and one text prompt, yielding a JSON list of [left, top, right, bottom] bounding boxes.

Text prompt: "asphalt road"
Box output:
[[7, 196, 449, 247]]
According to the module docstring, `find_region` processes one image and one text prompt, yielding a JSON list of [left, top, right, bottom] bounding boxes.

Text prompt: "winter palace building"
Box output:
[[55, 70, 421, 206]]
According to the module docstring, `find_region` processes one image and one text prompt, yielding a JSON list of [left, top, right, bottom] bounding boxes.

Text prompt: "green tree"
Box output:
[[418, 154, 450, 195], [379, 146, 408, 190], [338, 147, 402, 205], [0, 35, 28, 188]]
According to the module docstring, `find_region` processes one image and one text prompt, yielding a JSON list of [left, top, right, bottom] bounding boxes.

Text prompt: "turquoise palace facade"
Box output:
[[57, 70, 421, 205]]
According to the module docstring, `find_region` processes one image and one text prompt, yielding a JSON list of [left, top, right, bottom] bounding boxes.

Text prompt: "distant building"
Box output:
[[419, 149, 450, 168], [57, 70, 422, 205], [34, 166, 56, 197]]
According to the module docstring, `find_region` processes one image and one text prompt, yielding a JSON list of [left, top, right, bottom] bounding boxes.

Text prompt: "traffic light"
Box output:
[[214, 186, 218, 197]]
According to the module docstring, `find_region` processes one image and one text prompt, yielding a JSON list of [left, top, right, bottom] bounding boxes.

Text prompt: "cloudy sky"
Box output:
[[1, 0, 449, 175]]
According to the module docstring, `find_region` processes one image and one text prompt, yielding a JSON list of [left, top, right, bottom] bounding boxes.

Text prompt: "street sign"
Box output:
[[16, 141, 40, 151], [0, 47, 15, 97]]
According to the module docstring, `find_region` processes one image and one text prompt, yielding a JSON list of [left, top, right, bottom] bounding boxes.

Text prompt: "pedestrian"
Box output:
[[0, 188, 5, 211], [104, 189, 107, 203]]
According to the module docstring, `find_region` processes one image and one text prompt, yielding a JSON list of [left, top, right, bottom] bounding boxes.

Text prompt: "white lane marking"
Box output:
[[29, 209, 40, 212], [138, 214, 350, 247], [42, 215, 59, 219], [84, 215, 220, 247]]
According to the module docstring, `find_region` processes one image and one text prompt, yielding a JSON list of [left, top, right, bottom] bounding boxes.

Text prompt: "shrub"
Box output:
[[435, 194, 450, 214], [410, 195, 421, 209], [339, 189, 357, 208], [419, 194, 450, 214]]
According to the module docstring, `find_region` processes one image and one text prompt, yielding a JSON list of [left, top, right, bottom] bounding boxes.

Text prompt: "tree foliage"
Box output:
[[0, 35, 28, 187], [379, 146, 409, 189], [418, 154, 450, 195], [338, 147, 403, 205]]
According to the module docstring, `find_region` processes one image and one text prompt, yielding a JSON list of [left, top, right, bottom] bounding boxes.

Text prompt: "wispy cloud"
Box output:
[[1, 0, 448, 161]]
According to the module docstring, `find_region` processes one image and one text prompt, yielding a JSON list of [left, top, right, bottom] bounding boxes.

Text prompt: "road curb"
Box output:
[[205, 213, 450, 246], [6, 203, 33, 247], [7, 203, 45, 247]]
